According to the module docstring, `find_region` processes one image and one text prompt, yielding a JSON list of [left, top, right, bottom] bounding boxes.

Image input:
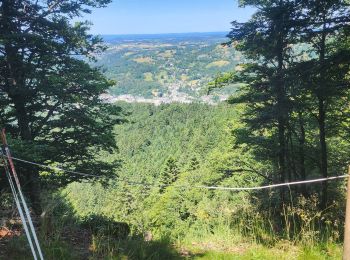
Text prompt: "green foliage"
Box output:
[[80, 215, 130, 239], [2, 98, 345, 258], [222, 0, 350, 209], [0, 0, 124, 212], [62, 102, 345, 250], [1, 0, 350, 258], [65, 102, 263, 237], [160, 157, 180, 189]]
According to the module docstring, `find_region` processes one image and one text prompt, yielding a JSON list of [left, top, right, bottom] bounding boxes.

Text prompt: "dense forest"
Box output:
[[1, 0, 350, 259]]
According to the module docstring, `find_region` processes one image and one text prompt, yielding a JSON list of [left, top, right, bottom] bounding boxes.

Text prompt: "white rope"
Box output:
[[10, 156, 100, 178], [16, 183, 45, 260], [2, 150, 45, 260], [7, 155, 349, 191], [193, 174, 348, 191]]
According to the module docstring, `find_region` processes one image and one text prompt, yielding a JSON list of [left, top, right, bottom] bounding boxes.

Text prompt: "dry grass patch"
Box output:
[[144, 72, 153, 82], [206, 60, 230, 68], [133, 57, 154, 63], [123, 51, 135, 57], [159, 50, 175, 58]]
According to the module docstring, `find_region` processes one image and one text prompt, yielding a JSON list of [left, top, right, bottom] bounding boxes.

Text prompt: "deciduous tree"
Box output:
[[0, 0, 123, 214]]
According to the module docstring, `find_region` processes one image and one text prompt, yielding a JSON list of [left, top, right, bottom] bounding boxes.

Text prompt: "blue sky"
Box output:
[[80, 0, 255, 35]]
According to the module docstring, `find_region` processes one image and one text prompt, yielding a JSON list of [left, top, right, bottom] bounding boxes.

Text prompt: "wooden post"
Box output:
[[343, 166, 350, 260]]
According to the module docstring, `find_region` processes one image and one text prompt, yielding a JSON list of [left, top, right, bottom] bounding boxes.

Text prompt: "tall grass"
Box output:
[[175, 193, 344, 259], [2, 192, 344, 259]]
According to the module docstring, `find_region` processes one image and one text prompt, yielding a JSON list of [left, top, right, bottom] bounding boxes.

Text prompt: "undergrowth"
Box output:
[[1, 191, 345, 259]]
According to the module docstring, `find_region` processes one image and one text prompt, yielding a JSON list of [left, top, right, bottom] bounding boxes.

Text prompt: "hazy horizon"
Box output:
[[79, 0, 255, 35], [100, 31, 227, 36]]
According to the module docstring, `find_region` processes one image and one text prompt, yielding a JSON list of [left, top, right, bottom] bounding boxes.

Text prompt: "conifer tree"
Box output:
[[224, 0, 350, 207], [159, 157, 179, 192], [226, 0, 302, 188], [294, 0, 350, 206]]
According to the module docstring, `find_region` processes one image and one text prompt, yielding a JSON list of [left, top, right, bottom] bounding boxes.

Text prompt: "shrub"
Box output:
[[80, 214, 130, 239]]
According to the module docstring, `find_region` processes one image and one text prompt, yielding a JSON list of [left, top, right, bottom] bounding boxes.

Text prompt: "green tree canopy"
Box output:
[[0, 0, 123, 213], [216, 0, 350, 207]]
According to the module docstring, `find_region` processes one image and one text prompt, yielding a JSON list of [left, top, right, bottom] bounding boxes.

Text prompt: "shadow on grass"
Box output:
[[1, 193, 199, 260], [1, 232, 189, 260], [91, 235, 186, 260]]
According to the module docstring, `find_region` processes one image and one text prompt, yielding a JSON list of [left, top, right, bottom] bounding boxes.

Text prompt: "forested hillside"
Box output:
[[66, 102, 259, 232], [65, 101, 347, 258]]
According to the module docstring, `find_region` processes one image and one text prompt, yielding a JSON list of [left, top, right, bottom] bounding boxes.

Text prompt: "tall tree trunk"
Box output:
[[278, 122, 286, 183], [12, 97, 42, 215], [7, 83, 42, 216], [286, 131, 293, 182], [276, 28, 287, 203], [319, 97, 328, 208], [318, 22, 328, 209], [288, 129, 298, 181]]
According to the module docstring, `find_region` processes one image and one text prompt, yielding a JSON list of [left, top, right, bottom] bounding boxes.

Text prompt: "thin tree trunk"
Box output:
[[319, 98, 328, 208], [276, 30, 287, 204], [278, 122, 286, 183], [298, 112, 307, 197], [286, 130, 293, 182], [318, 22, 328, 209]]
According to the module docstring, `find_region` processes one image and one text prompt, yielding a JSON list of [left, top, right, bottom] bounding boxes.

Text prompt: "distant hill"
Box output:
[[95, 32, 243, 104]]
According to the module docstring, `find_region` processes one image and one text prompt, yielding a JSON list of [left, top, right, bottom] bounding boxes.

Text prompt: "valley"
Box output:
[[96, 32, 242, 104]]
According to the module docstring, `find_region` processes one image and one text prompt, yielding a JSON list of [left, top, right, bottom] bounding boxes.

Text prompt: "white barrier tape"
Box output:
[[5, 155, 349, 191]]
